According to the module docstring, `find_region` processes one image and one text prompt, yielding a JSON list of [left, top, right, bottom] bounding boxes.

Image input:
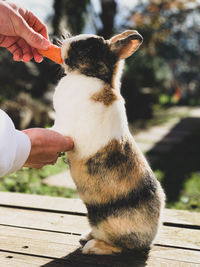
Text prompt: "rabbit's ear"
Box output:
[[109, 30, 143, 59]]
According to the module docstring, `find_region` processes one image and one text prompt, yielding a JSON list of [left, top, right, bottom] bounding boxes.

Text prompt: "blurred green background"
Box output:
[[1, 0, 200, 211]]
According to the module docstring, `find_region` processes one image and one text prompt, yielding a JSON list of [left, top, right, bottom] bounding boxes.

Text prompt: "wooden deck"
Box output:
[[0, 192, 199, 266]]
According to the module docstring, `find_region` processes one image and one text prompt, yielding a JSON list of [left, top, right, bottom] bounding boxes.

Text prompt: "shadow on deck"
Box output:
[[41, 248, 149, 267], [146, 117, 200, 204]]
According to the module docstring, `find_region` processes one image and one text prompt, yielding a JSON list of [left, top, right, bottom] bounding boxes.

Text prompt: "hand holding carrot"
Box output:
[[0, 0, 50, 62]]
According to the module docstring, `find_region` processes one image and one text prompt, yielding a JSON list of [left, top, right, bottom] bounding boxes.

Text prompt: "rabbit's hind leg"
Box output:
[[82, 239, 122, 255]]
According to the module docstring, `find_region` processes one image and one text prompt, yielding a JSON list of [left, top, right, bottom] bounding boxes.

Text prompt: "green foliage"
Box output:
[[0, 48, 61, 104], [168, 172, 200, 211], [126, 0, 200, 105], [154, 169, 164, 183], [0, 0, 199, 212], [159, 94, 170, 105], [154, 170, 200, 211], [0, 158, 77, 198], [158, 94, 180, 105]]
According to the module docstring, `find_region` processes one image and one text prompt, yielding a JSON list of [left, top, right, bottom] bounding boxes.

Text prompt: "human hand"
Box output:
[[22, 128, 74, 169], [0, 1, 50, 62]]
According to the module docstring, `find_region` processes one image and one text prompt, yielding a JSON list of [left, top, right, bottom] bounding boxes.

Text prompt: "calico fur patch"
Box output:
[[86, 173, 157, 225], [86, 139, 135, 177], [64, 37, 118, 84], [68, 137, 150, 204], [91, 85, 118, 106]]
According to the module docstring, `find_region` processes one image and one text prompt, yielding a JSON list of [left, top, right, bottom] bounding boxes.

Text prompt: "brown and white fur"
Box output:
[[52, 30, 165, 255]]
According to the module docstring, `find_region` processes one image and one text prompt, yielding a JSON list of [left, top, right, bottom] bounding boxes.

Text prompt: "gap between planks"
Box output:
[[1, 204, 199, 231], [0, 249, 199, 267], [0, 207, 199, 251], [0, 192, 200, 229], [0, 193, 200, 266], [0, 225, 199, 266]]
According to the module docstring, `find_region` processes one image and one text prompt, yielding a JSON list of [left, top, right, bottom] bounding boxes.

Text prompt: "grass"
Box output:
[[0, 157, 78, 198], [168, 172, 200, 211], [0, 106, 199, 212], [154, 169, 200, 212], [0, 158, 199, 212], [130, 104, 190, 134]]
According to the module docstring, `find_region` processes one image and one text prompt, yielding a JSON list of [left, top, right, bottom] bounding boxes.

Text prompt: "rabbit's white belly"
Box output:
[[52, 73, 130, 159]]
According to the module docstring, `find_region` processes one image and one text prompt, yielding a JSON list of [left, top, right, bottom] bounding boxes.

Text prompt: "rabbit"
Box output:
[[52, 30, 165, 255]]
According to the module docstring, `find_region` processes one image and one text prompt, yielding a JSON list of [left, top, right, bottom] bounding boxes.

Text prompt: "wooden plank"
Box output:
[[146, 258, 199, 267], [150, 246, 200, 264], [1, 250, 199, 267], [157, 226, 200, 250], [0, 225, 199, 266], [0, 207, 199, 251], [0, 207, 89, 235], [0, 251, 53, 267], [0, 193, 200, 228], [164, 209, 200, 227], [0, 230, 79, 258], [0, 192, 87, 214]]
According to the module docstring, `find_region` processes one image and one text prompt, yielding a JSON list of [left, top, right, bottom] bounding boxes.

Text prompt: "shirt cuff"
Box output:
[[7, 130, 31, 174]]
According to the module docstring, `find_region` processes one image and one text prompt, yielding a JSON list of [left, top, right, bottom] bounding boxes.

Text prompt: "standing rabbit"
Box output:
[[52, 30, 165, 255]]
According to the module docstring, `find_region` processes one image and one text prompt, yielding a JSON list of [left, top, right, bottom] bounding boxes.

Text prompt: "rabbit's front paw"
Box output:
[[82, 239, 122, 255], [79, 230, 93, 245]]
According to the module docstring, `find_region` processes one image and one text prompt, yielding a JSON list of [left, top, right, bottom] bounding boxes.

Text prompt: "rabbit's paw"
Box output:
[[80, 230, 93, 245], [82, 239, 122, 255]]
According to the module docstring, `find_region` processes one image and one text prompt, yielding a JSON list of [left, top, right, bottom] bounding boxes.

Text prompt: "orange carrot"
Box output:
[[37, 44, 63, 64]]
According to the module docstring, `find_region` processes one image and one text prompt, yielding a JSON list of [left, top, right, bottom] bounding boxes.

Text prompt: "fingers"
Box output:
[[1, 36, 32, 62], [7, 43, 23, 61], [32, 47, 43, 63], [24, 163, 45, 169], [0, 35, 23, 61], [15, 16, 50, 50], [24, 153, 59, 169], [15, 16, 50, 62], [26, 10, 49, 40], [0, 2, 50, 61], [0, 34, 44, 62], [24, 152, 59, 169], [17, 38, 32, 62], [22, 128, 74, 169]]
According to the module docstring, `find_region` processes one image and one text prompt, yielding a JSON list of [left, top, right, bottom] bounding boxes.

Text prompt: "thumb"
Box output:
[[62, 137, 74, 152], [16, 18, 50, 50]]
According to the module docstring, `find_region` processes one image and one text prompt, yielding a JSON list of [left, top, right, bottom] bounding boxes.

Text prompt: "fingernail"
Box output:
[[41, 38, 50, 50]]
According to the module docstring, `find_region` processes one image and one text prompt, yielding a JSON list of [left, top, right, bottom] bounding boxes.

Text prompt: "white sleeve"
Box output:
[[0, 109, 31, 177]]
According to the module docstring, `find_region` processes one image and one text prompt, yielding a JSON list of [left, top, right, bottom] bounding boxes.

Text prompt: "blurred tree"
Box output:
[[0, 50, 32, 101], [52, 0, 90, 36], [2, 0, 200, 129], [97, 0, 117, 39], [52, 0, 63, 36], [126, 0, 200, 107]]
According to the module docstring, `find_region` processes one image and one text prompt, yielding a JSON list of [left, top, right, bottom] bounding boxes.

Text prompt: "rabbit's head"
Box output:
[[61, 30, 143, 84]]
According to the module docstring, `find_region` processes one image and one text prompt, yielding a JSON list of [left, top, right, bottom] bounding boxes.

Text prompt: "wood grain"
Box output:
[[0, 193, 199, 266], [0, 207, 199, 250], [0, 225, 199, 264], [0, 192, 87, 214], [0, 193, 199, 228], [0, 251, 53, 267]]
